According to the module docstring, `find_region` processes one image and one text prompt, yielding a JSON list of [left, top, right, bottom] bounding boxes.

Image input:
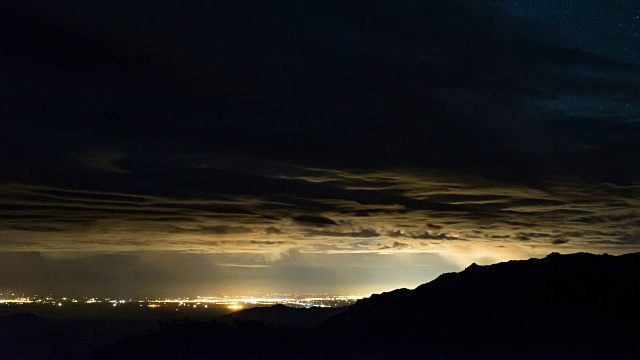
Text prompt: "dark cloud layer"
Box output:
[[0, 168, 636, 255], [2, 1, 639, 183], [1, 1, 638, 294]]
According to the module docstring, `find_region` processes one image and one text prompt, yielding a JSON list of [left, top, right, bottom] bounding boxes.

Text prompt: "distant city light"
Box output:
[[0, 293, 370, 309]]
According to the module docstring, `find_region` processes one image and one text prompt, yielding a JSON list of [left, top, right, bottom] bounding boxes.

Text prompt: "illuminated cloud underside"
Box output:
[[1, 164, 637, 259]]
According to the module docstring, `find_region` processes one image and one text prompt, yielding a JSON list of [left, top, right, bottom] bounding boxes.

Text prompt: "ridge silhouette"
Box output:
[[93, 252, 640, 359], [318, 252, 640, 356]]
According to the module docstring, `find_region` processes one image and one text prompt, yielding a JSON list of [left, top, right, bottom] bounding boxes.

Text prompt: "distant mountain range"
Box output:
[[6, 252, 639, 359]]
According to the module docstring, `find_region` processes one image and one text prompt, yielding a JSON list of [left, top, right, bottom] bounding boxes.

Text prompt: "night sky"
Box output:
[[1, 1, 638, 297]]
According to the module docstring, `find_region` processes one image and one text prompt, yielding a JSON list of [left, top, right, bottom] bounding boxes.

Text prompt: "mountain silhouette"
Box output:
[[93, 252, 640, 359], [318, 252, 640, 358]]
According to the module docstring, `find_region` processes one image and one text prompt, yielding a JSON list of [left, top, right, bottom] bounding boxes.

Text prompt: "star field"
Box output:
[[506, 0, 639, 61]]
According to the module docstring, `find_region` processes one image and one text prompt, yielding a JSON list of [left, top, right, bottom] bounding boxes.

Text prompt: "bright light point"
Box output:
[[57, 303, 62, 307], [227, 304, 243, 310]]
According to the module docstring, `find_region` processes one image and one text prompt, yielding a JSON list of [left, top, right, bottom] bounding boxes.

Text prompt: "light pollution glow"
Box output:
[[0, 167, 638, 296]]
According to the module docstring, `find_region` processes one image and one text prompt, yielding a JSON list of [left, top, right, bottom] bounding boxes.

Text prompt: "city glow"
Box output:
[[147, 294, 369, 308], [0, 299, 33, 304], [0, 293, 369, 309]]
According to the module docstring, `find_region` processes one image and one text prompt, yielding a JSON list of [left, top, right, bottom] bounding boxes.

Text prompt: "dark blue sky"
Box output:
[[505, 0, 638, 61], [503, 0, 639, 121]]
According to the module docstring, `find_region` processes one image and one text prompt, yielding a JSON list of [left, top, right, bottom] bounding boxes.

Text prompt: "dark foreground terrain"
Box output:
[[0, 314, 157, 360], [3, 252, 640, 359]]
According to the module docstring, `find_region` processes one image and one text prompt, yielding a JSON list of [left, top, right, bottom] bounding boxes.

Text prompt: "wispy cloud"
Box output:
[[1, 165, 637, 255], [67, 148, 130, 174]]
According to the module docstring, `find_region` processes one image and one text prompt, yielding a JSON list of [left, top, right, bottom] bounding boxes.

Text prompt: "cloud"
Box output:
[[9, 224, 66, 233], [516, 232, 554, 241], [201, 226, 253, 235], [217, 263, 271, 268], [249, 240, 293, 246], [379, 241, 411, 251], [410, 232, 460, 241], [1, 166, 638, 255], [292, 215, 338, 227], [68, 148, 129, 174], [387, 229, 459, 241], [265, 227, 284, 235], [305, 228, 380, 238], [0, 2, 638, 258], [4, 1, 638, 187], [392, 241, 410, 249], [273, 248, 306, 266]]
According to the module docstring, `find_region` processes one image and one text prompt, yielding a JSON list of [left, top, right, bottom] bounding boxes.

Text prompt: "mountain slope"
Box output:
[[318, 252, 640, 357]]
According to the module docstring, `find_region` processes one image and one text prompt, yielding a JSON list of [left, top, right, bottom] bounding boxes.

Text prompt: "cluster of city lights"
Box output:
[[148, 294, 368, 310], [1, 291, 369, 310]]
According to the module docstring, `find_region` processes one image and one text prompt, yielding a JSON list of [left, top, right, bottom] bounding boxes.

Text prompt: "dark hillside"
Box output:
[[221, 304, 346, 329], [319, 252, 640, 358]]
